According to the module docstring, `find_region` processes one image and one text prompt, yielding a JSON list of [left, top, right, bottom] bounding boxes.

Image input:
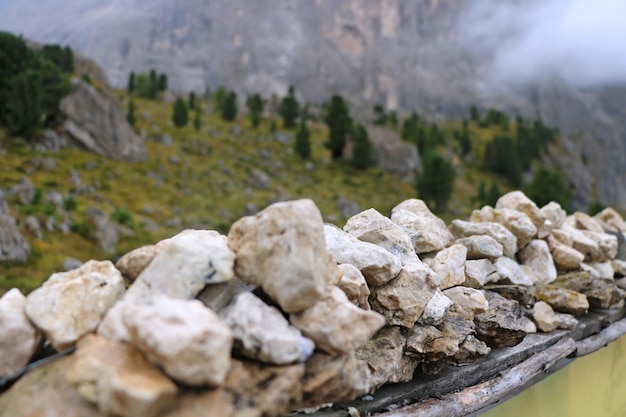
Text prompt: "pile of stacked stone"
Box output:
[[1, 191, 626, 417]]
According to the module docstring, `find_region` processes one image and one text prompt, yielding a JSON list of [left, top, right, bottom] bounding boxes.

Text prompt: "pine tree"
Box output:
[[214, 86, 227, 112], [128, 72, 135, 93], [172, 97, 188, 127], [246, 94, 264, 127], [351, 123, 375, 170], [126, 100, 137, 127], [193, 107, 202, 131], [293, 117, 311, 159], [5, 69, 43, 138], [188, 91, 196, 110], [417, 151, 456, 212], [148, 69, 157, 98], [158, 73, 168, 92], [221, 91, 237, 121], [522, 168, 571, 209], [373, 105, 386, 125], [279, 86, 299, 129], [324, 94, 352, 159]]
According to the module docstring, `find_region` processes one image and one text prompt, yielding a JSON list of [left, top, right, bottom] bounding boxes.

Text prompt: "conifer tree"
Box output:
[[279, 86, 299, 129], [193, 107, 202, 131], [294, 117, 311, 159], [158, 74, 168, 92], [126, 99, 137, 127], [221, 91, 237, 121], [128, 72, 135, 93], [324, 94, 352, 159], [188, 91, 196, 110], [246, 94, 264, 127], [417, 151, 455, 212], [351, 123, 375, 170], [172, 97, 188, 127], [214, 86, 227, 112]]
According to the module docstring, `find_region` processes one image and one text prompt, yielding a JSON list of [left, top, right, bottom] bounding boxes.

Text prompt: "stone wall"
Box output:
[[1, 191, 626, 417]]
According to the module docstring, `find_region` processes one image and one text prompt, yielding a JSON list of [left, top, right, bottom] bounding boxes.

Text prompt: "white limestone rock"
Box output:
[[369, 261, 438, 328], [518, 240, 557, 284], [532, 301, 561, 332], [220, 292, 314, 365], [570, 212, 605, 233], [443, 287, 489, 320], [470, 206, 537, 249], [115, 244, 159, 281], [324, 224, 401, 286], [490, 257, 534, 286], [337, 263, 371, 310], [449, 220, 517, 258], [428, 244, 467, 290], [550, 241, 585, 271], [582, 230, 618, 262], [581, 261, 615, 280], [65, 334, 178, 417], [558, 224, 601, 262], [418, 289, 452, 326], [389, 199, 454, 254], [455, 235, 503, 260], [344, 208, 419, 265], [26, 260, 125, 350], [465, 259, 496, 288], [290, 286, 385, 355], [0, 289, 42, 377], [612, 259, 626, 277], [123, 297, 233, 386], [594, 207, 626, 233], [538, 202, 567, 238], [496, 191, 546, 230], [228, 199, 338, 313]]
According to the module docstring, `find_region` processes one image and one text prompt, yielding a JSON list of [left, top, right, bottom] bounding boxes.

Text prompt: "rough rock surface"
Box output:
[[595, 207, 626, 233], [465, 259, 497, 288], [0, 289, 42, 377], [369, 261, 438, 328], [455, 235, 503, 260], [0, 191, 31, 262], [59, 80, 147, 162], [474, 292, 533, 348], [449, 220, 517, 258], [337, 263, 371, 310], [491, 256, 534, 286], [221, 292, 314, 365], [366, 126, 421, 182], [471, 206, 537, 249], [533, 284, 589, 316], [65, 334, 178, 417], [496, 191, 545, 230], [532, 301, 561, 333], [554, 272, 624, 309], [418, 289, 452, 326], [228, 199, 337, 313], [550, 241, 585, 270], [538, 202, 567, 238], [518, 240, 557, 284], [390, 199, 453, 254], [123, 297, 233, 386], [115, 244, 159, 281], [344, 208, 419, 265], [427, 244, 467, 290], [26, 260, 125, 350], [443, 286, 489, 321], [290, 286, 385, 354], [324, 224, 401, 286]]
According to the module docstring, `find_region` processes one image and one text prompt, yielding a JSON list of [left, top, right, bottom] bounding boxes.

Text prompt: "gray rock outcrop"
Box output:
[[0, 191, 30, 262]]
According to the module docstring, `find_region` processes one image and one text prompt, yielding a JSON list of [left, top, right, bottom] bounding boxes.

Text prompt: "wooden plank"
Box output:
[[576, 316, 626, 357], [374, 338, 577, 417]]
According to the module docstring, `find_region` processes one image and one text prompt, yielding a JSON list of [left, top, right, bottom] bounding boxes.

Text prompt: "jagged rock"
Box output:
[[0, 191, 31, 262], [582, 261, 615, 280], [550, 241, 585, 270], [490, 256, 534, 286], [25, 260, 125, 350], [8, 176, 35, 206], [581, 230, 618, 262], [324, 224, 401, 286], [337, 263, 371, 310], [246, 168, 271, 189], [427, 244, 467, 290], [23, 215, 42, 239], [389, 199, 453, 254], [65, 334, 178, 417], [161, 390, 237, 417], [483, 285, 537, 309], [0, 355, 100, 417], [0, 289, 42, 377], [228, 199, 337, 313], [224, 358, 304, 416], [558, 224, 601, 262], [538, 202, 567, 238], [37, 128, 64, 152], [465, 259, 497, 288], [556, 313, 578, 330], [301, 352, 371, 408], [443, 287, 489, 321], [369, 261, 438, 328], [449, 220, 517, 258], [344, 208, 419, 265], [534, 284, 589, 316], [594, 207, 626, 233], [99, 229, 235, 342], [455, 235, 503, 260], [366, 126, 421, 182], [532, 301, 561, 332], [569, 212, 605, 233], [418, 289, 452, 326], [197, 277, 252, 312], [356, 326, 417, 391], [59, 79, 147, 161], [470, 206, 537, 249], [474, 292, 532, 348], [115, 244, 159, 281], [290, 286, 385, 354], [122, 296, 233, 386], [518, 239, 557, 284], [495, 191, 545, 230], [617, 277, 626, 291], [62, 257, 83, 271], [554, 271, 625, 309], [613, 259, 626, 277], [221, 292, 314, 365]]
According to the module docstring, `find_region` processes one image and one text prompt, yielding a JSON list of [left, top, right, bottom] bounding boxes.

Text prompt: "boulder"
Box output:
[[538, 202, 567, 238], [65, 334, 178, 417], [115, 244, 159, 281], [369, 261, 438, 328], [455, 235, 503, 260], [59, 79, 147, 161], [324, 224, 401, 286], [570, 212, 605, 233], [471, 206, 537, 249], [465, 259, 497, 288], [197, 277, 252, 313], [426, 244, 467, 289], [290, 286, 385, 354], [228, 199, 337, 313], [0, 289, 42, 377], [581, 230, 618, 262], [122, 297, 233, 386], [220, 292, 314, 365], [0, 191, 31, 262], [390, 199, 453, 254], [418, 289, 452, 326], [554, 272, 624, 309], [558, 224, 601, 262], [449, 220, 517, 258], [490, 256, 534, 286], [533, 284, 589, 316], [532, 301, 561, 332], [337, 263, 371, 310], [517, 240, 557, 284], [613, 259, 626, 277], [550, 241, 585, 270], [495, 191, 545, 230], [365, 125, 421, 182], [474, 292, 533, 348], [26, 260, 125, 350], [594, 207, 626, 233], [344, 208, 419, 265], [581, 261, 615, 280], [443, 287, 489, 320]]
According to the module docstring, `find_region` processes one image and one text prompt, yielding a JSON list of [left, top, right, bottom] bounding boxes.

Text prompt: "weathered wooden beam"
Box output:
[[375, 337, 577, 417], [576, 317, 626, 357]]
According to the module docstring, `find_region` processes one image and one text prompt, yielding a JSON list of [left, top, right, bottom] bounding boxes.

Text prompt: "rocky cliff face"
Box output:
[[1, 0, 625, 209]]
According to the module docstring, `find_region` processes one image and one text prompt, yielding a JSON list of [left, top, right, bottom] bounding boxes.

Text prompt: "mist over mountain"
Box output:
[[1, 0, 626, 210]]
